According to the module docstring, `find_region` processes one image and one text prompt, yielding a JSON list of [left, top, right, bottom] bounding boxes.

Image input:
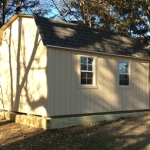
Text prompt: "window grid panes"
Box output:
[[81, 57, 93, 85], [119, 62, 129, 86]]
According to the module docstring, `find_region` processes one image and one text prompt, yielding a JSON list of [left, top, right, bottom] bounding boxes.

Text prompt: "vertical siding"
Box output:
[[122, 90, 127, 110], [145, 62, 149, 109], [139, 60, 145, 109], [19, 17, 48, 116], [119, 89, 123, 111], [90, 89, 95, 113], [85, 89, 91, 113], [47, 47, 149, 116], [132, 60, 137, 110], [76, 55, 81, 114], [142, 62, 147, 108], [144, 63, 150, 109], [70, 52, 77, 114], [0, 17, 48, 116], [76, 89, 81, 114], [65, 51, 72, 115], [111, 57, 118, 111], [126, 89, 132, 110], [101, 56, 109, 112], [80, 89, 86, 114], [94, 56, 103, 112], [147, 63, 149, 108], [108, 57, 116, 111], [60, 50, 66, 115], [54, 49, 61, 115], [48, 49, 55, 115]]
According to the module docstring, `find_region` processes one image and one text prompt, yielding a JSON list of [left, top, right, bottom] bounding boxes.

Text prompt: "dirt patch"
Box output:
[[1, 114, 150, 150]]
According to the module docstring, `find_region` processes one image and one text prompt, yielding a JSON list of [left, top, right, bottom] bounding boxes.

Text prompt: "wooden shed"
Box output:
[[0, 14, 149, 118]]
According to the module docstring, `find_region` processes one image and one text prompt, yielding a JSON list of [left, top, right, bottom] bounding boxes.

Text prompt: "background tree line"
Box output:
[[0, 0, 150, 47]]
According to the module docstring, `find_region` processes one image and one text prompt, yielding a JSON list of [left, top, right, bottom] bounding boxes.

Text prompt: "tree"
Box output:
[[0, 0, 54, 27], [0, 0, 149, 45], [52, 0, 150, 46], [110, 0, 150, 46]]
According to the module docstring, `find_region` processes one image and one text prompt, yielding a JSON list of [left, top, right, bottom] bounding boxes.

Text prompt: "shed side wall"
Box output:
[[47, 47, 149, 116]]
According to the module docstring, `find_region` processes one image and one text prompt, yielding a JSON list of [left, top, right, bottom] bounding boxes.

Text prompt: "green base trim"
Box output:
[[48, 111, 150, 129], [0, 111, 150, 129]]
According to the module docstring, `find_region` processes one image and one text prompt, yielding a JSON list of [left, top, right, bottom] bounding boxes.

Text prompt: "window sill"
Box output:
[[118, 85, 132, 90], [78, 85, 98, 89]]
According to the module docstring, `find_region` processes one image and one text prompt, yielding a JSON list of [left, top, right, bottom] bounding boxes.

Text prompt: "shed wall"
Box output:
[[0, 17, 48, 116], [47, 47, 149, 116]]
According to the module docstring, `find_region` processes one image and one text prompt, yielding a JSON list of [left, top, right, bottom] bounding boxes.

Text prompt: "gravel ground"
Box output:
[[1, 114, 150, 150]]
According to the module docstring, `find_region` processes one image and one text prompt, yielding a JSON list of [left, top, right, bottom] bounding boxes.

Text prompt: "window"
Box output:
[[80, 57, 94, 85], [119, 61, 130, 86], [78, 55, 97, 88]]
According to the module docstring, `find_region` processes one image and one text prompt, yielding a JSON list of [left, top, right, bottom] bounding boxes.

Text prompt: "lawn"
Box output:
[[1, 114, 150, 150]]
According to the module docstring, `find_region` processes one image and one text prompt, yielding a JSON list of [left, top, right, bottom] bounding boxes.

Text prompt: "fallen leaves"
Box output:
[[1, 114, 150, 150]]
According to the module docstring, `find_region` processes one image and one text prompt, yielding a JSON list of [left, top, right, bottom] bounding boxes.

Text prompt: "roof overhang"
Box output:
[[46, 44, 150, 61]]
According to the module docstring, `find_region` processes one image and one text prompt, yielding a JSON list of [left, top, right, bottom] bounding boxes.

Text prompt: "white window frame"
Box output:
[[118, 61, 130, 87], [77, 55, 97, 89]]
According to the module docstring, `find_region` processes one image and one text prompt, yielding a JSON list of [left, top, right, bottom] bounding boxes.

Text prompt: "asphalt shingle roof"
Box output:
[[34, 15, 149, 59]]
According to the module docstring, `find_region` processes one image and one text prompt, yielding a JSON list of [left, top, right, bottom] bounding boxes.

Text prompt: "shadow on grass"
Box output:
[[1, 116, 150, 150]]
